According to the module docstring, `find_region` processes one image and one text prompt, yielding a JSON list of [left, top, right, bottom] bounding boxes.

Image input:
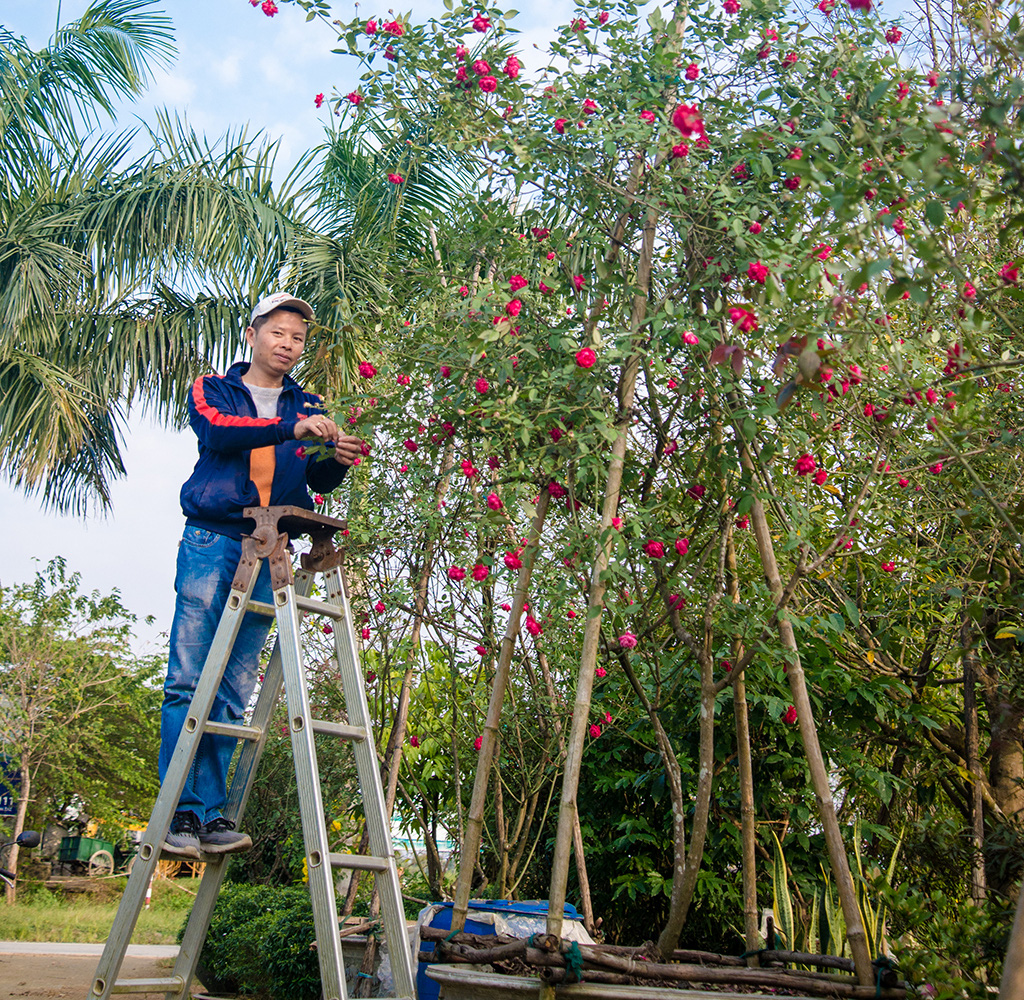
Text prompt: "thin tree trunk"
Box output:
[[4, 762, 30, 904], [737, 440, 873, 986], [537, 648, 596, 935], [654, 526, 724, 956], [962, 615, 986, 904], [727, 532, 760, 964], [451, 490, 551, 932]]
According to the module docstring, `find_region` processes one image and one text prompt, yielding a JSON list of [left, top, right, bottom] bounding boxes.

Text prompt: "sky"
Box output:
[[0, 0, 575, 654]]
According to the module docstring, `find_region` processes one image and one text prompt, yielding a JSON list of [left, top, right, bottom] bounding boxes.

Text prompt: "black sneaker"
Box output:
[[199, 817, 252, 855], [163, 810, 201, 859]]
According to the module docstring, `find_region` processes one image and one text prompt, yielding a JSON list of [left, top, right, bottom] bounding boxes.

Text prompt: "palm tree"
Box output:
[[0, 1, 303, 514]]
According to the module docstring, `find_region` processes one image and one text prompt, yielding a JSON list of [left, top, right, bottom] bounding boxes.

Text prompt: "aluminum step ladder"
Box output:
[[89, 506, 415, 1000]]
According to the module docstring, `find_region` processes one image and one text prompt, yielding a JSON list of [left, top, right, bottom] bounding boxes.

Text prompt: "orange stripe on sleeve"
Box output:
[[192, 374, 282, 427]]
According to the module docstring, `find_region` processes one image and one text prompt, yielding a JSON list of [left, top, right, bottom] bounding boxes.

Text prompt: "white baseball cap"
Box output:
[[250, 292, 315, 324]]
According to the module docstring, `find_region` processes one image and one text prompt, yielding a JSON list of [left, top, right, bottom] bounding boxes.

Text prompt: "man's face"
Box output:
[[245, 308, 308, 379]]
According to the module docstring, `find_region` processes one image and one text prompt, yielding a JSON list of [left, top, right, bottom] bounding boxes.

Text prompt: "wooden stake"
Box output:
[[450, 489, 551, 933], [736, 436, 874, 986], [727, 530, 760, 965]]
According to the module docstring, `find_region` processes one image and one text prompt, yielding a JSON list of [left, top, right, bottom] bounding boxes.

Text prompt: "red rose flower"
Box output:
[[575, 347, 597, 368]]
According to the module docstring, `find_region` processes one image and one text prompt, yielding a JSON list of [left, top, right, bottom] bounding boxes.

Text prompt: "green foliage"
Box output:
[[191, 883, 322, 999], [0, 557, 161, 832]]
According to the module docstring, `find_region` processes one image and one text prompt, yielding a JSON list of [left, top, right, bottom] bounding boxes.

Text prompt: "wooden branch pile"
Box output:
[[419, 926, 908, 998]]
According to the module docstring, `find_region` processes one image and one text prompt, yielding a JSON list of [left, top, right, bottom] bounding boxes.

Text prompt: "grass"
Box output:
[[0, 877, 200, 945]]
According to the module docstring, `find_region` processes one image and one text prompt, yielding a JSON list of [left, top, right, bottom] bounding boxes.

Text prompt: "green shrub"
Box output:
[[187, 883, 321, 999]]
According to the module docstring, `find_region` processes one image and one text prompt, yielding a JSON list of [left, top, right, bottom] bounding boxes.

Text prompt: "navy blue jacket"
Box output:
[[180, 362, 347, 538]]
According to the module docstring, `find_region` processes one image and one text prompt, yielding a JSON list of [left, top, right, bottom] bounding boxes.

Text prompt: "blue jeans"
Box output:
[[158, 527, 274, 823]]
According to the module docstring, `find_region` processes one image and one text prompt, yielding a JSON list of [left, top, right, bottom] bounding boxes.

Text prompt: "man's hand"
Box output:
[[294, 415, 340, 442], [332, 435, 364, 467]]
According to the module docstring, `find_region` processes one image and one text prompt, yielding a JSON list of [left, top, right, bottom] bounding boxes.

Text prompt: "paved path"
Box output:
[[0, 942, 178, 958], [0, 944, 186, 1000]]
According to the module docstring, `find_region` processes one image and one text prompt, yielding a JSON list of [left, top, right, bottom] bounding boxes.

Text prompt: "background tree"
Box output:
[[0, 558, 161, 899]]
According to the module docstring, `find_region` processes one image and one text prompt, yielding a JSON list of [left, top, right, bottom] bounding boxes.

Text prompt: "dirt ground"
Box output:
[[1, 954, 195, 1000]]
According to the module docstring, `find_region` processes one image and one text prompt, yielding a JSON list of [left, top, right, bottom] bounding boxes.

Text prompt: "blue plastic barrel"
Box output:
[[417, 900, 583, 1000]]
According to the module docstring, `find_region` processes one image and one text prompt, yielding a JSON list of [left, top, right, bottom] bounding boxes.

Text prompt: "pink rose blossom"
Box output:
[[504, 55, 521, 78], [618, 632, 638, 649], [573, 274, 585, 291], [448, 566, 466, 581], [479, 75, 498, 92], [387, 172, 403, 184], [747, 261, 769, 284], [675, 537, 689, 556], [795, 453, 817, 475], [881, 561, 895, 572], [672, 103, 704, 137], [685, 63, 699, 80], [589, 723, 602, 738], [783, 705, 798, 724], [596, 666, 607, 677], [575, 347, 597, 368], [472, 13, 491, 31], [358, 361, 377, 378], [554, 118, 568, 133], [643, 540, 665, 559], [639, 109, 656, 123], [475, 377, 489, 394], [365, 18, 378, 33], [504, 551, 523, 570], [261, 0, 278, 15], [472, 563, 489, 582]]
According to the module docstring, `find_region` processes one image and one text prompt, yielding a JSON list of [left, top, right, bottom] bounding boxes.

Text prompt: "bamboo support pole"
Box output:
[[999, 878, 1024, 999], [450, 489, 551, 933], [727, 531, 760, 965], [736, 437, 874, 986], [544, 216, 654, 942]]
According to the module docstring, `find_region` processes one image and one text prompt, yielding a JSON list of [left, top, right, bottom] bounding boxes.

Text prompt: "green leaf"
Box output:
[[771, 830, 794, 948], [924, 200, 946, 226]]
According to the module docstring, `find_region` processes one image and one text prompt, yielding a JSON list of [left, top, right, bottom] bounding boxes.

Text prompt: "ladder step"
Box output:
[[247, 596, 345, 620], [295, 595, 346, 619], [329, 851, 391, 872], [111, 976, 184, 993], [310, 720, 367, 741], [203, 721, 261, 740]]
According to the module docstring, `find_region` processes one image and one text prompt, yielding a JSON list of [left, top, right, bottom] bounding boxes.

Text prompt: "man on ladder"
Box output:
[[91, 294, 416, 1000], [160, 292, 363, 858]]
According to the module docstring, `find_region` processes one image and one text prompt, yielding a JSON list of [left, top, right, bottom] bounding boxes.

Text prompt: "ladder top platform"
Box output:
[[243, 505, 348, 538]]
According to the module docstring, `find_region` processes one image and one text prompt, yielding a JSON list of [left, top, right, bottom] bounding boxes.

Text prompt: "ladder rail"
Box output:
[[325, 565, 417, 1000], [276, 583, 349, 1000], [89, 559, 264, 1000], [168, 572, 316, 998]]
